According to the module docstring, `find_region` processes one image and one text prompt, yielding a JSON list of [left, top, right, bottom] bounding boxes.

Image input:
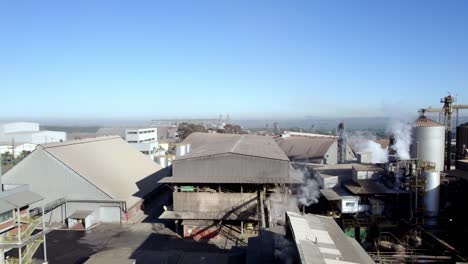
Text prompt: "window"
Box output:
[[0, 211, 13, 223], [345, 202, 355, 208], [128, 141, 137, 143], [127, 131, 138, 134]]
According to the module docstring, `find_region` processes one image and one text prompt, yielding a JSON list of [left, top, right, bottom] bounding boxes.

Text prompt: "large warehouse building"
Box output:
[[0, 122, 66, 144], [159, 132, 302, 239], [2, 136, 164, 228]]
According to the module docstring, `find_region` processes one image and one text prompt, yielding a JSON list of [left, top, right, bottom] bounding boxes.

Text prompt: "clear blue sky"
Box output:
[[1, 0, 467, 120]]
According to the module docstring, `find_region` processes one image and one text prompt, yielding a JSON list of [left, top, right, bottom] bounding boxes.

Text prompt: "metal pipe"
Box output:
[[42, 203, 48, 263]]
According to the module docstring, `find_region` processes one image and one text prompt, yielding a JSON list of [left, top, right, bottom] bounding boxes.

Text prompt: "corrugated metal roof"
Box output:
[[158, 175, 303, 184], [286, 212, 375, 264], [178, 132, 288, 161], [40, 136, 163, 208], [276, 136, 336, 160], [320, 187, 356, 201], [159, 211, 257, 221], [415, 116, 443, 127], [343, 181, 406, 195]]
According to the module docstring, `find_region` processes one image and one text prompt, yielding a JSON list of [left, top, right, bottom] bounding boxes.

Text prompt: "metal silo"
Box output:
[[175, 144, 187, 157], [411, 116, 445, 219], [412, 116, 446, 172], [456, 123, 468, 166], [423, 170, 440, 217]]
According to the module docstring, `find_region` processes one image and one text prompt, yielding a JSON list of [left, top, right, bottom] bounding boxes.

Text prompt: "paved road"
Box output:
[[32, 188, 246, 264]]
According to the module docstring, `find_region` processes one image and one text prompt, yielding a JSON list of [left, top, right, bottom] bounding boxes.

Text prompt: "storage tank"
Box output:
[[175, 144, 187, 156], [411, 116, 446, 172], [156, 156, 168, 168], [456, 123, 468, 165], [423, 170, 440, 217]]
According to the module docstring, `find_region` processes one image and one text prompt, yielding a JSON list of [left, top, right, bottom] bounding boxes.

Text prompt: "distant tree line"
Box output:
[[1, 150, 31, 174], [176, 122, 247, 141]]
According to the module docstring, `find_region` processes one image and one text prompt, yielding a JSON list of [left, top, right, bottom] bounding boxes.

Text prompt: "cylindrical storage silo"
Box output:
[[456, 123, 468, 167], [156, 156, 168, 168], [175, 144, 187, 157], [411, 116, 446, 172], [423, 170, 440, 217]]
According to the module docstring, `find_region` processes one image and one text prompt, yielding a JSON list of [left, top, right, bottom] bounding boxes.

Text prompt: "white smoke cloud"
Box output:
[[388, 119, 413, 160], [348, 131, 388, 163], [266, 167, 322, 226]]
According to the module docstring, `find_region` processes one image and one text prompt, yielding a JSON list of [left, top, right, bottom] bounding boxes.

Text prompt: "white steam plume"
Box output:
[[290, 167, 321, 206], [348, 131, 388, 163], [266, 167, 321, 225], [388, 119, 413, 160]]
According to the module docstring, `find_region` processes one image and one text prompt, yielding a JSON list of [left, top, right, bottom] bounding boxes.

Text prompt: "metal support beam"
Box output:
[[42, 203, 48, 264]]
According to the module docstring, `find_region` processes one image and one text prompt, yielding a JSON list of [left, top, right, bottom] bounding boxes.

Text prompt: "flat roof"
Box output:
[[4, 190, 43, 207], [352, 164, 384, 172], [343, 181, 406, 195], [286, 211, 375, 264], [69, 210, 94, 219], [321, 187, 357, 201]]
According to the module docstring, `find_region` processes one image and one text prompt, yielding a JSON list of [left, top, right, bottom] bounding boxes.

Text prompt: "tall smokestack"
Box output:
[[337, 122, 346, 163]]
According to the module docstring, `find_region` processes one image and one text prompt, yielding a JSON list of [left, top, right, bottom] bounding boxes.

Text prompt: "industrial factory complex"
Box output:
[[0, 95, 468, 263]]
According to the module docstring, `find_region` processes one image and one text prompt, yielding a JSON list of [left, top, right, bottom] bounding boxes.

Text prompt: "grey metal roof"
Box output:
[[159, 211, 257, 221], [286, 211, 375, 264], [39, 136, 163, 209], [178, 132, 289, 161], [68, 210, 94, 219], [343, 181, 406, 195], [4, 190, 43, 207], [352, 164, 384, 172], [0, 200, 16, 214], [320, 187, 356, 201], [158, 175, 303, 184], [276, 136, 336, 160]]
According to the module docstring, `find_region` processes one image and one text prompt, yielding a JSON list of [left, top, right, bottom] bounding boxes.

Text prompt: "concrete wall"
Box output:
[[174, 154, 290, 179], [173, 192, 256, 219], [0, 122, 39, 134], [324, 141, 338, 165]]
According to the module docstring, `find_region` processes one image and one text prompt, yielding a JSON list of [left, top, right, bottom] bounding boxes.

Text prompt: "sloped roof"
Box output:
[[178, 132, 288, 161], [415, 116, 443, 127], [286, 211, 375, 264], [40, 136, 163, 208], [276, 136, 336, 160]]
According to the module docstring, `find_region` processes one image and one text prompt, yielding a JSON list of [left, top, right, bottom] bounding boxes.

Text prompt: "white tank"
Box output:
[[411, 116, 445, 172], [157, 156, 168, 168], [423, 170, 440, 217], [175, 144, 187, 156]]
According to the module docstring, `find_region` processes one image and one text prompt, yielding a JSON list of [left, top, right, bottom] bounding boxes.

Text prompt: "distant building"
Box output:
[[0, 122, 66, 145], [2, 136, 165, 227], [125, 128, 159, 159]]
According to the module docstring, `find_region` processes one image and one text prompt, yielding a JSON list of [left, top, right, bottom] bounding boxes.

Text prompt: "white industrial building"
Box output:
[[125, 128, 159, 160], [2, 136, 165, 227], [0, 122, 66, 145]]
